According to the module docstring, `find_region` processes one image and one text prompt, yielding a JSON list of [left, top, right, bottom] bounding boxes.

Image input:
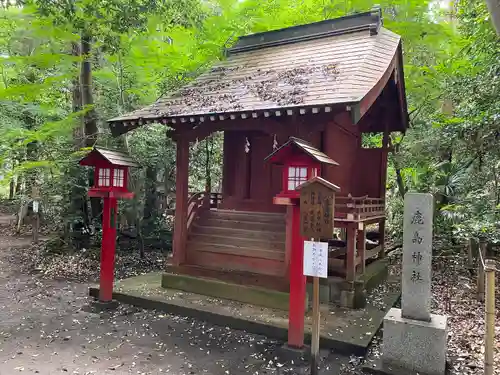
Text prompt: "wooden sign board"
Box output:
[[299, 180, 336, 239]]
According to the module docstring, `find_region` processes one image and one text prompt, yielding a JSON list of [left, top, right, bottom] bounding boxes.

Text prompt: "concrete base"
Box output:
[[363, 358, 451, 375], [162, 272, 293, 310], [89, 272, 402, 356], [279, 343, 310, 361], [382, 308, 448, 375]]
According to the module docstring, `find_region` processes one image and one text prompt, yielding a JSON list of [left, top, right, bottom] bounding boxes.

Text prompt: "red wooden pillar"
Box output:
[[357, 225, 366, 275], [99, 196, 118, 302], [346, 223, 357, 281], [288, 203, 306, 348], [173, 137, 189, 266], [284, 205, 293, 277]]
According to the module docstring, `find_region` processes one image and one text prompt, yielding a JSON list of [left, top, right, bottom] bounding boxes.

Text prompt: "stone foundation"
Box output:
[[161, 272, 294, 310], [307, 258, 388, 308], [382, 308, 448, 375]]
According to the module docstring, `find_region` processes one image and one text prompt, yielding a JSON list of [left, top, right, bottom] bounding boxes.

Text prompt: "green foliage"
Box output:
[[0, 0, 498, 251]]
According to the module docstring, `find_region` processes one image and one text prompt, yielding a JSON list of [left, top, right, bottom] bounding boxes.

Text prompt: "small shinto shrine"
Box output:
[[107, 7, 408, 309]]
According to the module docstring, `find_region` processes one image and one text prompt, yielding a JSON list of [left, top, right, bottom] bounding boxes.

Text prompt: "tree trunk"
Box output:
[[72, 42, 84, 148], [467, 238, 475, 270], [204, 136, 212, 207], [9, 178, 15, 199], [394, 165, 406, 199], [81, 32, 98, 147], [136, 217, 145, 259], [143, 166, 158, 231], [388, 136, 406, 199], [64, 41, 91, 243], [477, 242, 487, 302], [15, 175, 21, 196], [80, 31, 101, 222]]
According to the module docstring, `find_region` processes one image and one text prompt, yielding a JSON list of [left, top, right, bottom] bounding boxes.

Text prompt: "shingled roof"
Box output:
[[265, 137, 339, 166], [108, 7, 406, 136], [79, 147, 139, 168]]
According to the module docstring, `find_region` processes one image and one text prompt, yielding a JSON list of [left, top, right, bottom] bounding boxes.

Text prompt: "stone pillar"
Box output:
[[401, 193, 433, 321], [382, 193, 448, 375]]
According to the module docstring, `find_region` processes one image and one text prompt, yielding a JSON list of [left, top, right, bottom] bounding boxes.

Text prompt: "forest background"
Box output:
[[0, 0, 499, 255]]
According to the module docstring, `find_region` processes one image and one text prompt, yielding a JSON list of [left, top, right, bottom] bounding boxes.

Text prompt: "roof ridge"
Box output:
[[228, 7, 382, 55]]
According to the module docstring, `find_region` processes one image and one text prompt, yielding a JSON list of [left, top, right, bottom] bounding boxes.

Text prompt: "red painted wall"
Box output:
[[220, 113, 386, 212], [323, 115, 359, 194], [222, 131, 285, 212], [353, 149, 384, 197]]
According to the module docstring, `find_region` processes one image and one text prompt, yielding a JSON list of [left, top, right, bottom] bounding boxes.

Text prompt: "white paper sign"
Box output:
[[303, 241, 328, 278], [33, 200, 39, 213]]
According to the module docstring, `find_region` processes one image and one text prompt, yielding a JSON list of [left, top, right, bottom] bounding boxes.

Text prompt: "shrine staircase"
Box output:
[[185, 209, 287, 279]]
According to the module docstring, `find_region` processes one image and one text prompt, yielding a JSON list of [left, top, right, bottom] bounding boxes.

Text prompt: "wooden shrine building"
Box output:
[[108, 7, 408, 308]]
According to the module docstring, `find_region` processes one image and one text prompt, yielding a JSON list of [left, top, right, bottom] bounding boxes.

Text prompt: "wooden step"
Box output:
[[207, 210, 285, 224], [200, 217, 285, 232], [188, 242, 285, 261], [186, 248, 284, 276], [191, 224, 285, 242], [188, 233, 285, 251]]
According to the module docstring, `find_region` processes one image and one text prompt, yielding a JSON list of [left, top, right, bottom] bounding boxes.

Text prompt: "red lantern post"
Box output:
[[79, 147, 138, 304], [265, 137, 339, 348]]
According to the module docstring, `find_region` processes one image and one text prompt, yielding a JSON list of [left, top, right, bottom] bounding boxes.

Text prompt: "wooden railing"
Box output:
[[185, 192, 223, 232], [209, 192, 223, 208], [334, 195, 385, 222], [186, 192, 205, 232]]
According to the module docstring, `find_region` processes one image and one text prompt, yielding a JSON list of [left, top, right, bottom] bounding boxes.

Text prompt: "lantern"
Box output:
[[79, 147, 137, 199], [265, 137, 338, 202], [79, 147, 139, 306]]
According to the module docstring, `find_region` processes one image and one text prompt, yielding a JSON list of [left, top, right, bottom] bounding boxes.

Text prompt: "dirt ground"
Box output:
[[0, 231, 361, 375], [2, 211, 495, 375]]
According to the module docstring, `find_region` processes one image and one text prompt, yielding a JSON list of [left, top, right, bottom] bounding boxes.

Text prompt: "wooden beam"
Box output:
[[168, 117, 288, 143]]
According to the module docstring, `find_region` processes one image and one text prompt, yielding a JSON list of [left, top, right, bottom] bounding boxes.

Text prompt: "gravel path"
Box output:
[[0, 230, 358, 375]]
